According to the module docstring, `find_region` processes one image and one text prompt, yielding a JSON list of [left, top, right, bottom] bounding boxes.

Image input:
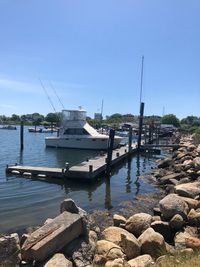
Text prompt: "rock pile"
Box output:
[[2, 135, 200, 266]]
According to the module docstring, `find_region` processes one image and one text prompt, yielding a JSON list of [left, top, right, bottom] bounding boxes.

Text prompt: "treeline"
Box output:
[[1, 112, 200, 129], [0, 113, 61, 126]]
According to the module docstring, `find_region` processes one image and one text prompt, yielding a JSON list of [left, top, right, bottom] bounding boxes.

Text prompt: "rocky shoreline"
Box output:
[[2, 135, 200, 267]]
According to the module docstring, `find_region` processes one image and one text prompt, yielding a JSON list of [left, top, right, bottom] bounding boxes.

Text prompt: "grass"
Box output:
[[155, 250, 200, 267]]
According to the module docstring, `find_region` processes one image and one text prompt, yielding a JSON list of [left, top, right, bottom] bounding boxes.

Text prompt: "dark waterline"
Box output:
[[0, 126, 164, 233]]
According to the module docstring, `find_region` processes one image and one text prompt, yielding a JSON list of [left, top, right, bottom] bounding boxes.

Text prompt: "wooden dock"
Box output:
[[6, 139, 180, 181], [6, 145, 137, 180]]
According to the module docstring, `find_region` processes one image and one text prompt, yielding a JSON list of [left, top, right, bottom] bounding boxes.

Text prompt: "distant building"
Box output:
[[94, 113, 103, 121]]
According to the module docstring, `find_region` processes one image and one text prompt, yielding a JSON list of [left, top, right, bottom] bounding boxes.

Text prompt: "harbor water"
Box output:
[[0, 126, 164, 233]]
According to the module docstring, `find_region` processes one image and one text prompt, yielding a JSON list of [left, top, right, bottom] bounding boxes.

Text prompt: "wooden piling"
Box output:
[[128, 126, 132, 154], [20, 121, 24, 150], [137, 102, 144, 150], [106, 129, 115, 175]]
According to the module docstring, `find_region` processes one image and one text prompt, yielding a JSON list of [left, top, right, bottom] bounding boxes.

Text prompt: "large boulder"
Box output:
[[125, 213, 152, 237], [119, 233, 141, 260], [159, 194, 189, 220], [0, 233, 21, 267], [128, 254, 153, 267], [95, 240, 125, 260], [175, 182, 200, 198], [44, 253, 73, 267], [102, 226, 137, 245], [138, 228, 166, 258]]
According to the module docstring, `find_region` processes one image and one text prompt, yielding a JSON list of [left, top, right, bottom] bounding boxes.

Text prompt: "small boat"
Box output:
[[0, 125, 17, 130], [28, 128, 42, 133], [45, 109, 122, 150]]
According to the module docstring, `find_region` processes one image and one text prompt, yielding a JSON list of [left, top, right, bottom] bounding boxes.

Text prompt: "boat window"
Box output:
[[92, 139, 96, 141], [63, 128, 90, 135], [76, 138, 81, 141], [101, 139, 106, 141]]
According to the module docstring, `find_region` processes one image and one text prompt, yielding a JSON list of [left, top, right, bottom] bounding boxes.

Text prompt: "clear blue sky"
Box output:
[[0, 0, 199, 119]]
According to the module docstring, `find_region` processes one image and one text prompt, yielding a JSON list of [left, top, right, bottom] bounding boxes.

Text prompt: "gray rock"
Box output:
[[44, 253, 73, 267], [175, 181, 200, 198], [102, 226, 137, 246], [177, 177, 191, 185], [157, 158, 173, 169], [174, 226, 198, 250], [138, 228, 166, 258], [159, 173, 182, 185], [0, 233, 21, 267], [159, 193, 189, 220], [22, 211, 83, 262], [105, 258, 130, 267], [125, 213, 152, 237], [95, 240, 125, 261], [119, 233, 141, 260], [60, 198, 79, 214], [128, 254, 153, 267], [64, 237, 95, 267]]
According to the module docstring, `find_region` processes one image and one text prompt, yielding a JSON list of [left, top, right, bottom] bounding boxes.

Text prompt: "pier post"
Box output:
[[20, 120, 24, 150], [137, 102, 144, 151], [128, 126, 132, 154], [144, 125, 147, 145], [106, 129, 115, 175]]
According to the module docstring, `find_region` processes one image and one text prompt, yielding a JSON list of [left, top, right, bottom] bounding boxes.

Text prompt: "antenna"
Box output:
[[139, 55, 144, 106], [39, 79, 57, 113], [162, 106, 165, 116], [49, 81, 65, 109]]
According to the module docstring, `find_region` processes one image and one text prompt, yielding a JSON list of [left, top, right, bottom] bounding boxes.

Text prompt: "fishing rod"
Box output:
[[39, 79, 57, 113], [49, 81, 65, 109]]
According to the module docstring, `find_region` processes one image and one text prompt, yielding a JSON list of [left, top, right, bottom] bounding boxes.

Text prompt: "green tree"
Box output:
[[45, 112, 60, 124], [10, 114, 20, 122], [161, 114, 180, 127]]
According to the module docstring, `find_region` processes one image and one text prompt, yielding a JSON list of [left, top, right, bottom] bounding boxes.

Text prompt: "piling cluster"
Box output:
[[2, 135, 200, 267]]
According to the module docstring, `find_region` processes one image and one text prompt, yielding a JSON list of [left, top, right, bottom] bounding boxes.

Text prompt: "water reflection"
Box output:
[[126, 160, 132, 193], [105, 177, 112, 210], [135, 154, 141, 195]]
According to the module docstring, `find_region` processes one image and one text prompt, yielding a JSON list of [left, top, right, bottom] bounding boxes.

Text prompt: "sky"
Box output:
[[0, 0, 199, 119]]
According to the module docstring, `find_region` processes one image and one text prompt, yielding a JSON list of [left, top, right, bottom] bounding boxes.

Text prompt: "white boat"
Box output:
[[28, 128, 42, 133], [0, 125, 17, 130], [45, 109, 122, 150]]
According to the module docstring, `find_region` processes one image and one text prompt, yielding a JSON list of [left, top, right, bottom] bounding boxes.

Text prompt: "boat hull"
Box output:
[[45, 136, 122, 150]]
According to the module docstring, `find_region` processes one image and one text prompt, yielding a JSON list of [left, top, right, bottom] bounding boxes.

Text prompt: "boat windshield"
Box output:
[[63, 128, 90, 135], [62, 110, 86, 121]]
